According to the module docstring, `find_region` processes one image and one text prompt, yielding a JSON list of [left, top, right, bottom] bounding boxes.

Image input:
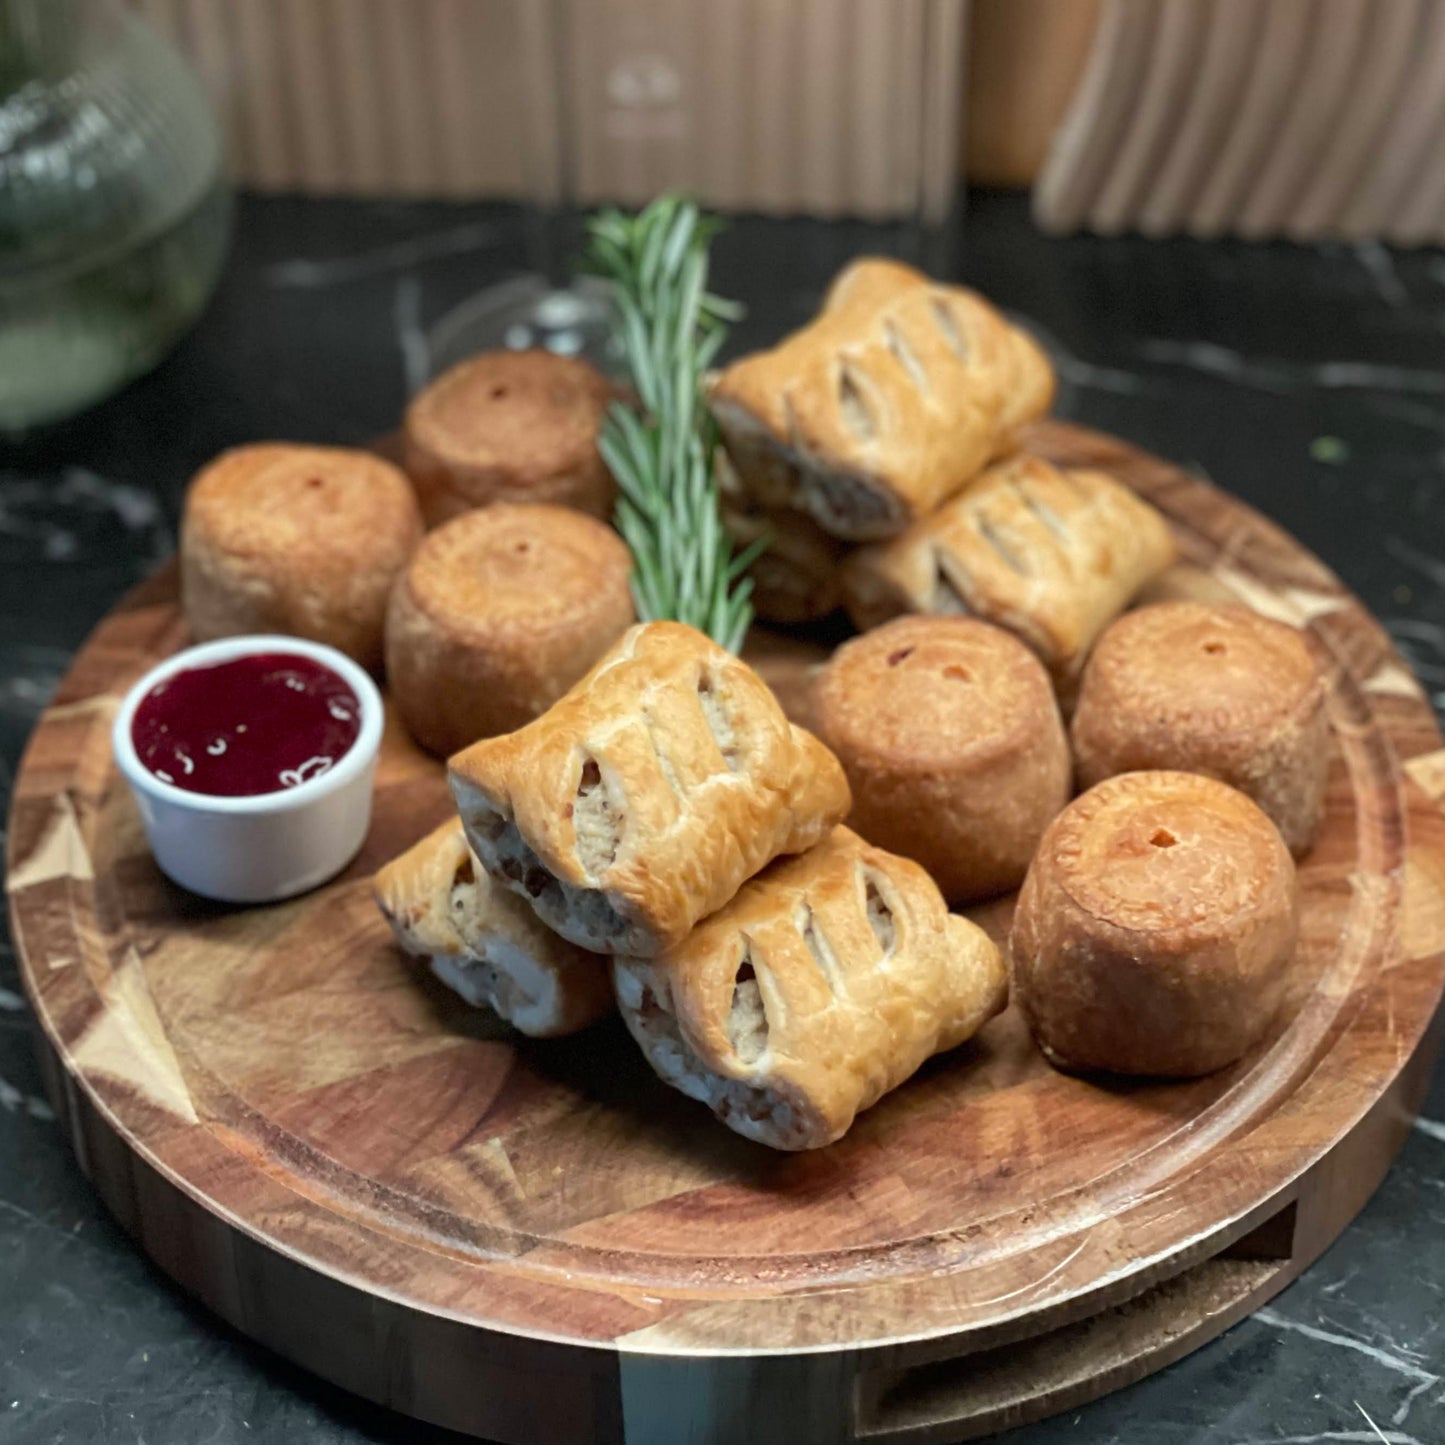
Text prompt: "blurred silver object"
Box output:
[[0, 0, 231, 431]]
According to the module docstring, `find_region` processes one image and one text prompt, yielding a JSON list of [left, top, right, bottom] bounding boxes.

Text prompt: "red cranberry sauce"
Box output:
[[130, 652, 361, 798]]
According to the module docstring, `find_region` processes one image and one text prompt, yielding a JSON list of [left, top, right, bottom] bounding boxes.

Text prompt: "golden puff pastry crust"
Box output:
[[613, 826, 1007, 1150], [814, 617, 1071, 904], [717, 451, 845, 624], [374, 819, 612, 1037], [449, 621, 851, 957], [181, 443, 423, 674], [1010, 771, 1299, 1078], [1071, 603, 1329, 856], [842, 452, 1176, 689], [709, 258, 1055, 542]]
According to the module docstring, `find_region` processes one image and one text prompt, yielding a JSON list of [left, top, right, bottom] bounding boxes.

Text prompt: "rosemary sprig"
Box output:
[[585, 196, 764, 654]]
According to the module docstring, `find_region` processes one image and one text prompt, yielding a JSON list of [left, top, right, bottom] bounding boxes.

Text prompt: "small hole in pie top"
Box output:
[[305, 477, 324, 490], [942, 663, 970, 683], [1203, 641, 1225, 655], [491, 385, 508, 399], [1150, 828, 1178, 848], [514, 540, 531, 555], [887, 647, 915, 667]]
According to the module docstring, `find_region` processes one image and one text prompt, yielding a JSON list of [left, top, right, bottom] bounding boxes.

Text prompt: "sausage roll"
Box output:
[[613, 827, 1007, 1150], [374, 819, 612, 1037], [709, 258, 1055, 541], [718, 451, 845, 624], [448, 621, 852, 957], [842, 453, 1176, 688]]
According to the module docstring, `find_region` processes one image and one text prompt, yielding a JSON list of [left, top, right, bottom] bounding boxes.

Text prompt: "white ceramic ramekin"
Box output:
[[112, 635, 384, 904]]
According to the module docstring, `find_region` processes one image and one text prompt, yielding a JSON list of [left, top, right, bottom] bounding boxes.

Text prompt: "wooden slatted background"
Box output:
[[128, 0, 966, 220], [1034, 0, 1445, 245]]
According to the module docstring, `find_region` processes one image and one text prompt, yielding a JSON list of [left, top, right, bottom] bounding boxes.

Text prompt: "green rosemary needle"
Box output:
[[585, 195, 764, 654]]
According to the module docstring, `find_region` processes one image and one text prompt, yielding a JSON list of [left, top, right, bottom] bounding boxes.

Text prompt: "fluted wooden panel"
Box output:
[[1035, 0, 1445, 245], [1136, 0, 1263, 236], [557, 0, 961, 221], [1339, 3, 1445, 238], [1288, 0, 1421, 237], [1028, 0, 1157, 234], [127, 0, 965, 218]]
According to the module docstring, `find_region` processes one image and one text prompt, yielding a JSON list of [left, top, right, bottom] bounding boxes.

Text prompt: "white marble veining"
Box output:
[[1229, 1428, 1423, 1445], [0, 667, 66, 723], [1357, 1399, 1401, 1444], [1391, 1379, 1439, 1428], [1139, 340, 1445, 397], [1253, 1309, 1439, 1389], [1355, 242, 1408, 309], [1137, 340, 1296, 393], [1385, 538, 1445, 597], [0, 468, 170, 569], [1322, 1267, 1362, 1297], [393, 275, 429, 398], [1053, 354, 1148, 396], [0, 1076, 53, 1122], [1315, 361, 1445, 394], [1367, 396, 1445, 438], [1014, 316, 1153, 399]]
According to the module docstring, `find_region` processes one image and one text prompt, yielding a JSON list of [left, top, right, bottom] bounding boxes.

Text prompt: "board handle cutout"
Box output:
[[854, 1203, 1297, 1441]]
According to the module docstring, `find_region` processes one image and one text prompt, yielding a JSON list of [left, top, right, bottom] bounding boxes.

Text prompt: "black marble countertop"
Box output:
[[3, 192, 1445, 1445]]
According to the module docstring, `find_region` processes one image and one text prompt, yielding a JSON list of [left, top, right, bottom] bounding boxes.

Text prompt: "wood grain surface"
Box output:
[[9, 421, 1445, 1445]]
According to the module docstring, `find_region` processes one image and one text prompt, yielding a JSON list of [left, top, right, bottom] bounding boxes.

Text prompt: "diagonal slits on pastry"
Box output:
[[717, 448, 845, 624], [613, 827, 1007, 1150], [842, 453, 1177, 687], [449, 621, 851, 957], [374, 819, 612, 1037], [709, 258, 1055, 541]]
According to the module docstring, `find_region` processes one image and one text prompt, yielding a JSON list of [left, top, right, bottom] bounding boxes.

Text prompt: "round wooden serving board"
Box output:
[[9, 422, 1445, 1445]]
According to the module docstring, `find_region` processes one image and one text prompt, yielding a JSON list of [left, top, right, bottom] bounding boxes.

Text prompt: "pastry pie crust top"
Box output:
[[1049, 771, 1291, 943]]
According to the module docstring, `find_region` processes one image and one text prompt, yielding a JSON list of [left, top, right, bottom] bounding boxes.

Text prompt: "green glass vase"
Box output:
[[0, 0, 231, 432]]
